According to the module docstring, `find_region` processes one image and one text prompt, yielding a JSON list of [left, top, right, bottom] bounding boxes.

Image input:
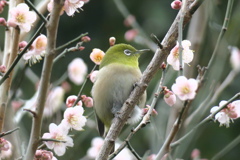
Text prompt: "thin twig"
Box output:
[[55, 32, 88, 52], [72, 64, 97, 107], [211, 134, 240, 160], [96, 0, 204, 159], [25, 0, 48, 23], [53, 42, 83, 64], [203, 0, 234, 77], [126, 141, 142, 160], [0, 22, 46, 86], [41, 138, 66, 143], [178, 0, 187, 76], [170, 92, 240, 147], [0, 127, 19, 137]]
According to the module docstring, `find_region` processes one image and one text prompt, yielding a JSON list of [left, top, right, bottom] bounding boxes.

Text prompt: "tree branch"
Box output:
[[24, 1, 64, 159], [96, 0, 204, 159]]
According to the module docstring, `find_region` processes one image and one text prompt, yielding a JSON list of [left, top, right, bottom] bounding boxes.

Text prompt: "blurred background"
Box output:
[[1, 0, 240, 159]]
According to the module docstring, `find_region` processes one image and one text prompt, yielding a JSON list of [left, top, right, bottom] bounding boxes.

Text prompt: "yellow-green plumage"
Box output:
[[91, 44, 147, 137]]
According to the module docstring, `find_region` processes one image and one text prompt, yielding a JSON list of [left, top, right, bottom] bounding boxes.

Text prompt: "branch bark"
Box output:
[[96, 0, 204, 159], [24, 1, 64, 159]]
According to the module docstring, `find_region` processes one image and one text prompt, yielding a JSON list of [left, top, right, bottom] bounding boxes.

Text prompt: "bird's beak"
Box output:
[[134, 49, 151, 54]]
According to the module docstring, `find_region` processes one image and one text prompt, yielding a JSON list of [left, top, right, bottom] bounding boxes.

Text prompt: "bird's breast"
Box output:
[[92, 64, 142, 126]]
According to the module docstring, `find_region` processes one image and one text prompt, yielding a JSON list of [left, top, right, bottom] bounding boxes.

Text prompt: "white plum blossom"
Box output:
[[64, 0, 84, 16], [210, 100, 240, 127], [23, 34, 47, 65], [167, 40, 194, 70], [87, 137, 136, 160], [47, 0, 84, 16], [8, 3, 36, 32], [61, 105, 87, 130], [89, 70, 99, 83], [68, 58, 88, 85], [42, 123, 74, 156], [44, 86, 65, 117], [171, 76, 198, 101], [229, 46, 240, 71], [90, 48, 105, 65]]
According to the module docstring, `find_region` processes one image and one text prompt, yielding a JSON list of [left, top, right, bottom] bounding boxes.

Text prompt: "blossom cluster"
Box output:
[[42, 96, 88, 156]]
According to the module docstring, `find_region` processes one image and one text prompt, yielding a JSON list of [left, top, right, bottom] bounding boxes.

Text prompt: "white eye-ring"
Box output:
[[124, 49, 132, 56]]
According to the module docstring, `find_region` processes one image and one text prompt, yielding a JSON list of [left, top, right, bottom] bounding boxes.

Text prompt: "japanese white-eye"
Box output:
[[91, 43, 148, 137]]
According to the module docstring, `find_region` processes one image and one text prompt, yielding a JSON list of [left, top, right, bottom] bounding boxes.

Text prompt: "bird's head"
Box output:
[[100, 43, 149, 69]]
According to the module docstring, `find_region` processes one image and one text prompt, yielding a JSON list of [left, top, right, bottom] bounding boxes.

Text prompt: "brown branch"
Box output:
[[24, 1, 65, 160], [96, 0, 204, 159]]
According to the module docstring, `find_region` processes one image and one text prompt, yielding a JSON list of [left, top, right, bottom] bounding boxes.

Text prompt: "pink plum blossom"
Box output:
[[164, 89, 177, 106], [42, 123, 74, 156], [0, 140, 12, 159], [124, 29, 139, 41], [68, 58, 88, 85], [47, 0, 65, 15], [171, 76, 198, 101], [90, 48, 105, 65], [66, 95, 82, 107], [61, 105, 87, 130], [167, 40, 194, 70], [89, 70, 99, 83], [81, 95, 93, 108], [229, 46, 240, 71], [0, 17, 7, 26], [0, 138, 10, 151], [23, 34, 47, 65], [171, 0, 182, 10], [210, 100, 240, 127], [34, 150, 57, 160], [8, 3, 36, 32]]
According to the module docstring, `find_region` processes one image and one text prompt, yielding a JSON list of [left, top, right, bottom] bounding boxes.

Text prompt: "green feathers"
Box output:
[[100, 44, 140, 69]]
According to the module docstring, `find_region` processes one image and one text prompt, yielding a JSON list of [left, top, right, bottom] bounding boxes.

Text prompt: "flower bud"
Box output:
[[89, 70, 99, 83], [19, 41, 28, 51], [124, 29, 138, 41], [81, 95, 93, 108], [0, 65, 6, 73], [109, 37, 116, 46], [0, 17, 6, 26], [124, 15, 136, 27], [66, 95, 82, 107], [171, 0, 182, 10], [81, 36, 91, 43], [164, 89, 176, 106]]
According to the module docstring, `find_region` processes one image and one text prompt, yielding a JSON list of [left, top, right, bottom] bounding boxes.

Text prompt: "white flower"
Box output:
[[64, 0, 84, 16], [171, 76, 198, 101], [89, 70, 99, 83], [68, 58, 88, 85], [42, 123, 74, 156], [87, 137, 136, 160], [23, 34, 47, 65], [229, 46, 240, 71], [167, 40, 194, 70], [210, 100, 240, 127], [8, 3, 36, 32], [44, 86, 65, 117], [61, 105, 87, 130]]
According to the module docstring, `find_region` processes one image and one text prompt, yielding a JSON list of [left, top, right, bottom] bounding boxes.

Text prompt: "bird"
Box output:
[[91, 43, 148, 137]]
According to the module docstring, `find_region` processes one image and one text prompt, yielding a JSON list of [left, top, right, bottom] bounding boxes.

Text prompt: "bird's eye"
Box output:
[[124, 49, 132, 56]]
